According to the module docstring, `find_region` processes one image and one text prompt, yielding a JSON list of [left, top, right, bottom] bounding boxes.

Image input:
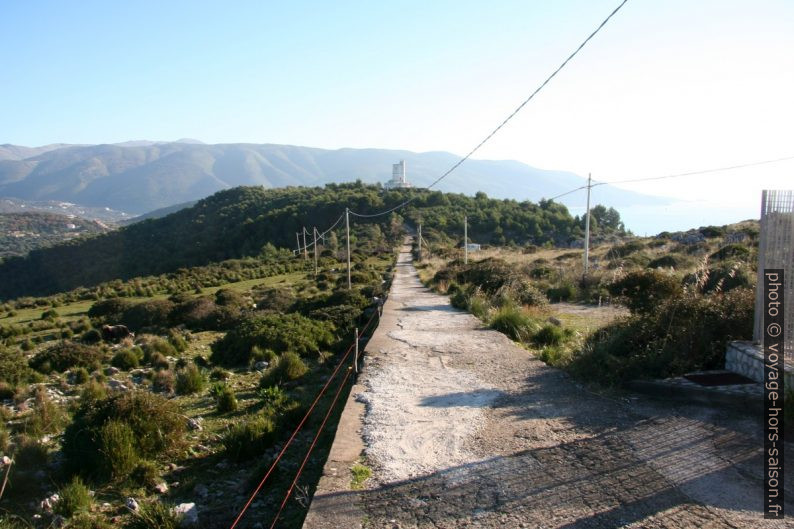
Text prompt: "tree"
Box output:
[[590, 205, 625, 233]]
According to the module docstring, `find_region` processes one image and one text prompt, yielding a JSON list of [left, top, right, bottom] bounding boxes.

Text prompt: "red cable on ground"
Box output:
[[229, 306, 380, 529], [269, 366, 355, 529], [229, 341, 356, 529]]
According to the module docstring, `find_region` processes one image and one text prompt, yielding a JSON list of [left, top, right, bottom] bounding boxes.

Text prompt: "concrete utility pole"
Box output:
[[345, 208, 351, 290], [418, 223, 422, 261], [464, 215, 468, 265], [313, 227, 318, 276], [583, 173, 592, 276], [302, 228, 308, 261]]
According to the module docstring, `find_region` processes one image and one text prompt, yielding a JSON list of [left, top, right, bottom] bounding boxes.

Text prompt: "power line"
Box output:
[[593, 154, 794, 187], [348, 0, 631, 219], [546, 154, 794, 203]]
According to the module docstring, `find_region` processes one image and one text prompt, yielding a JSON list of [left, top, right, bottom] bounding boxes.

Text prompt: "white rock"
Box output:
[[105, 366, 120, 375], [107, 379, 129, 392], [154, 482, 169, 494], [254, 361, 269, 371], [126, 497, 140, 512], [187, 418, 202, 431], [173, 502, 199, 527]]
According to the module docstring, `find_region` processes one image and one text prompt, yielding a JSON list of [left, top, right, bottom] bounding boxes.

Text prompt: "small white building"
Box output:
[[384, 160, 412, 189]]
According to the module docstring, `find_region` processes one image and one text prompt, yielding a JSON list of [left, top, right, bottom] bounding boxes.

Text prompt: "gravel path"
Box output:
[[306, 243, 792, 528]]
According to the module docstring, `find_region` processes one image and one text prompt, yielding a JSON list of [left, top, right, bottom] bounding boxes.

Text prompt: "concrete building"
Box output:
[[384, 160, 412, 189]]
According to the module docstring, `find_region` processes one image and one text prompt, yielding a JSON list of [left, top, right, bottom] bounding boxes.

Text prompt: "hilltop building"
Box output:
[[384, 160, 412, 189]]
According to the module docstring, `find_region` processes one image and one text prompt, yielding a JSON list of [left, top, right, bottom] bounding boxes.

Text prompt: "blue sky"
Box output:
[[2, 0, 793, 231]]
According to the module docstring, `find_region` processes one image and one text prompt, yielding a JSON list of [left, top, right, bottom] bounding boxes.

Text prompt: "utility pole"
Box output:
[[302, 227, 308, 261], [313, 227, 318, 276], [464, 215, 468, 265], [418, 223, 422, 261], [583, 173, 592, 276], [345, 208, 351, 290], [295, 232, 301, 256]]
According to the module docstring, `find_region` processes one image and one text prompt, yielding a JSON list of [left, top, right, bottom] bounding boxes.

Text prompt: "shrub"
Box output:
[[69, 367, 91, 385], [148, 352, 170, 370], [41, 309, 59, 320], [54, 477, 93, 517], [25, 387, 68, 436], [99, 420, 139, 481], [699, 225, 725, 238], [131, 460, 161, 489], [547, 283, 577, 302], [141, 337, 177, 360], [489, 305, 539, 342], [212, 384, 238, 413], [81, 380, 108, 404], [606, 240, 645, 259], [710, 243, 751, 261], [571, 288, 754, 385], [496, 279, 547, 307], [13, 435, 48, 468], [209, 367, 230, 381], [175, 364, 205, 395], [62, 391, 186, 482], [122, 300, 175, 331], [258, 385, 289, 413], [151, 370, 175, 394], [125, 500, 180, 529], [647, 255, 681, 269], [29, 341, 104, 374], [533, 324, 567, 347], [608, 270, 682, 314], [0, 347, 40, 387], [112, 349, 140, 371], [259, 352, 308, 387], [167, 330, 188, 353], [80, 328, 102, 344], [211, 314, 335, 366], [88, 298, 133, 322], [222, 415, 277, 461]]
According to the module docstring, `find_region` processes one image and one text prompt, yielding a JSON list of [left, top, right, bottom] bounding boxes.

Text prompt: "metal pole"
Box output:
[[346, 208, 351, 290], [354, 327, 359, 373], [313, 227, 318, 276], [418, 223, 422, 261], [583, 173, 592, 276], [302, 228, 308, 261], [464, 215, 468, 265]]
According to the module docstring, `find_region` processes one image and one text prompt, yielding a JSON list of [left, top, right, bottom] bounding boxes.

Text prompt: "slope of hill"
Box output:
[[0, 141, 665, 214], [0, 197, 131, 222], [0, 212, 112, 259], [0, 183, 599, 299]]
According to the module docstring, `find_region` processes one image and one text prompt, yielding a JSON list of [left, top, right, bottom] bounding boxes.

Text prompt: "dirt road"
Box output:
[[304, 243, 791, 528]]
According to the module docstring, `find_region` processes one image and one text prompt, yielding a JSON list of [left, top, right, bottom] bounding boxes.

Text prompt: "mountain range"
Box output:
[[0, 141, 665, 217]]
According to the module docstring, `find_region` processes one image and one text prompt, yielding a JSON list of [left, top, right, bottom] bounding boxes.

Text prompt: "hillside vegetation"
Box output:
[[0, 183, 624, 300], [0, 212, 111, 259]]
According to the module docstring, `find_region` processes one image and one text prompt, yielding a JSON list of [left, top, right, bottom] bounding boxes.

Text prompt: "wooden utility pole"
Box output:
[[583, 173, 592, 276], [295, 232, 301, 256], [418, 223, 422, 261], [302, 228, 308, 261], [313, 227, 318, 276], [345, 208, 351, 290], [464, 215, 468, 265]]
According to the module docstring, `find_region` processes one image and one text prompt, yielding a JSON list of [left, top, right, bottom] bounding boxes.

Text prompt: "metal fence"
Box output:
[[754, 190, 794, 360]]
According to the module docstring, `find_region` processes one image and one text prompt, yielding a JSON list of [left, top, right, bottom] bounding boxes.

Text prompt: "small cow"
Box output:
[[102, 324, 134, 342]]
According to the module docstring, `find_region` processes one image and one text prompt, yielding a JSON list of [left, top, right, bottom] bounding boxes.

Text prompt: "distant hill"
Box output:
[[121, 200, 198, 225], [0, 141, 665, 215], [0, 197, 131, 223], [0, 183, 596, 299], [0, 212, 111, 259]]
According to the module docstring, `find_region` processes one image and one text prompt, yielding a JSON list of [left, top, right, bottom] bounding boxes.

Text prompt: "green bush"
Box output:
[[210, 313, 335, 366], [209, 367, 230, 380], [62, 391, 186, 482], [112, 349, 140, 370], [131, 460, 161, 489], [29, 341, 104, 374], [88, 298, 133, 322], [490, 305, 539, 342], [212, 384, 238, 413], [647, 255, 682, 269], [258, 385, 289, 413], [24, 386, 68, 436], [175, 364, 205, 395], [608, 269, 682, 314], [533, 324, 567, 347], [571, 288, 754, 385], [122, 300, 175, 331], [168, 331, 188, 353], [13, 435, 49, 469], [81, 380, 108, 404], [222, 414, 277, 461], [99, 420, 139, 481], [65, 513, 113, 529], [606, 240, 645, 259], [259, 352, 308, 387], [80, 328, 103, 344], [255, 286, 296, 313], [54, 477, 93, 517], [0, 346, 41, 387], [710, 243, 751, 261], [547, 283, 577, 302], [69, 367, 91, 385]]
